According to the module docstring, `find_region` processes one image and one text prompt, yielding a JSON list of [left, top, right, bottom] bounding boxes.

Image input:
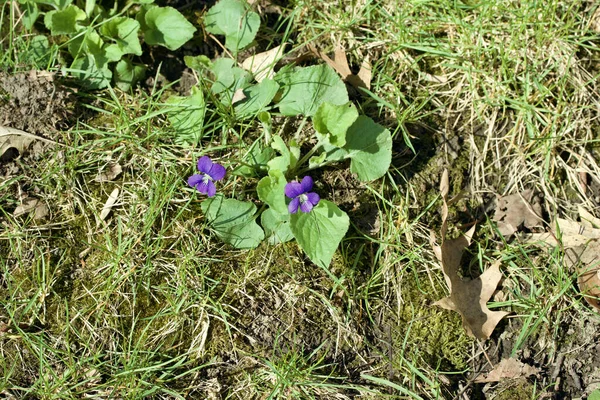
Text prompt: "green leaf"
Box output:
[[290, 200, 349, 269], [114, 59, 146, 91], [100, 17, 142, 60], [343, 116, 392, 181], [261, 208, 293, 244], [67, 28, 105, 61], [232, 142, 274, 177], [70, 53, 112, 89], [165, 86, 206, 145], [204, 0, 260, 53], [141, 6, 196, 50], [202, 196, 264, 249], [267, 136, 298, 175], [234, 79, 279, 117], [27, 35, 52, 66], [589, 390, 600, 400], [44, 5, 86, 35], [275, 64, 349, 116], [21, 2, 40, 30], [313, 102, 358, 147], [34, 0, 73, 9], [184, 55, 211, 71], [257, 169, 287, 215], [210, 57, 251, 104]]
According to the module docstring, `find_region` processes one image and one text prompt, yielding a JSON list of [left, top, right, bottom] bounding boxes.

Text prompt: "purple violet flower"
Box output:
[[188, 156, 226, 197], [285, 176, 320, 214]]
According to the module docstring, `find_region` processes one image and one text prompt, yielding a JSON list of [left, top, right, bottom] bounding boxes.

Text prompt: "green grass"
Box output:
[[2, 0, 600, 398]]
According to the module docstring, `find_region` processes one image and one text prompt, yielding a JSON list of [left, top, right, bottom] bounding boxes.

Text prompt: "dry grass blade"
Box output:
[[99, 188, 119, 222]]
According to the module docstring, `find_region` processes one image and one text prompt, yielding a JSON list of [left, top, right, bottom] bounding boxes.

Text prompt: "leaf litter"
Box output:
[[492, 189, 544, 237], [474, 358, 539, 383], [526, 208, 600, 310], [431, 169, 509, 340], [308, 43, 372, 90]]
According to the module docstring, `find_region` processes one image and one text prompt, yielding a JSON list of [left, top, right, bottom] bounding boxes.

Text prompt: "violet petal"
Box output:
[[206, 180, 217, 197], [299, 200, 314, 213], [285, 181, 304, 199], [208, 163, 226, 181], [188, 174, 204, 187], [197, 156, 213, 173], [288, 197, 300, 214], [300, 176, 314, 193], [306, 192, 320, 207], [195, 180, 210, 194]]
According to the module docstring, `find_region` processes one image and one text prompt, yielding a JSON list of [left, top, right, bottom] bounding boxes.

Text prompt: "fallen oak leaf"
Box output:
[[492, 189, 543, 237], [241, 44, 287, 82], [308, 43, 372, 90], [94, 163, 122, 182], [13, 197, 49, 220], [525, 211, 600, 310], [1, 125, 57, 161], [432, 169, 509, 340], [474, 358, 539, 383]]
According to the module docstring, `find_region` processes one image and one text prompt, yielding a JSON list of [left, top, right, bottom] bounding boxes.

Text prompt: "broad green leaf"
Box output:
[[257, 169, 287, 215], [261, 208, 293, 244], [343, 116, 392, 181], [114, 59, 146, 91], [21, 2, 40, 30], [33, 0, 73, 9], [165, 86, 206, 145], [84, 0, 96, 16], [70, 53, 112, 89], [100, 17, 142, 61], [67, 28, 105, 61], [290, 200, 349, 269], [44, 5, 86, 35], [141, 6, 196, 50], [204, 0, 260, 53], [313, 102, 358, 147], [184, 55, 211, 71], [202, 196, 264, 249], [232, 142, 274, 177], [210, 57, 251, 104], [589, 390, 600, 400], [28, 35, 52, 66], [267, 136, 298, 175], [275, 64, 349, 116], [234, 79, 279, 117]]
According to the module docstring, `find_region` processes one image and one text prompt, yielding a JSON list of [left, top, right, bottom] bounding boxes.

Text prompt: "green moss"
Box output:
[[494, 379, 535, 400], [387, 270, 474, 371]]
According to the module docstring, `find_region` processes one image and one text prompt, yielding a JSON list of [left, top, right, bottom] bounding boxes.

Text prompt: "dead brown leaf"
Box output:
[[493, 189, 543, 237], [432, 169, 509, 340], [525, 210, 600, 310], [474, 358, 539, 383], [1, 125, 57, 161], [308, 44, 372, 90], [13, 198, 49, 220], [94, 163, 122, 182], [241, 44, 287, 82]]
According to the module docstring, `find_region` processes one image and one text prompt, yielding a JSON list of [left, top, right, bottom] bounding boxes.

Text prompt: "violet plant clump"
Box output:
[[188, 156, 226, 197], [285, 176, 320, 214]]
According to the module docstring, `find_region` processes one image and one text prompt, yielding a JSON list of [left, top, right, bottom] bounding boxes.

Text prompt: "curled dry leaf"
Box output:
[[241, 44, 287, 82], [13, 198, 49, 220], [432, 169, 508, 340], [474, 358, 539, 383], [99, 188, 119, 221], [493, 189, 543, 237], [526, 210, 600, 310], [308, 44, 372, 90], [94, 163, 122, 182]]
